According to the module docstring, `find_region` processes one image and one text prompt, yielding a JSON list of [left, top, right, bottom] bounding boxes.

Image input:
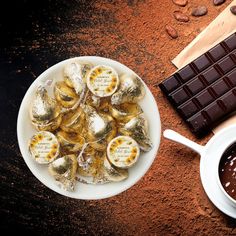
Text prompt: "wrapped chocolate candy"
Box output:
[[48, 154, 78, 191], [87, 65, 119, 97], [30, 86, 61, 131], [64, 62, 92, 95], [107, 136, 140, 168], [31, 114, 62, 132], [29, 131, 60, 164], [83, 105, 109, 139], [83, 105, 117, 151], [78, 148, 103, 177], [119, 114, 153, 152], [56, 130, 85, 153], [85, 93, 101, 108], [60, 107, 85, 133], [111, 74, 145, 105], [97, 98, 111, 113], [110, 103, 143, 123], [54, 81, 79, 108], [83, 105, 116, 138], [28, 61, 153, 191], [97, 156, 128, 183], [90, 113, 117, 151]]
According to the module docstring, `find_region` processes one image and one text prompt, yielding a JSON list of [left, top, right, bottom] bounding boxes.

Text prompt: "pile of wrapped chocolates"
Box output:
[[28, 61, 153, 191]]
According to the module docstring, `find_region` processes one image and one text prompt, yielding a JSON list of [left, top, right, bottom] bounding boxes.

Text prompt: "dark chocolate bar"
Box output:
[[159, 32, 236, 137]]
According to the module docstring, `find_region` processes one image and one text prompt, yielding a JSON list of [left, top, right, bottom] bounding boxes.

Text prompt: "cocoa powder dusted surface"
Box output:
[[1, 0, 236, 235]]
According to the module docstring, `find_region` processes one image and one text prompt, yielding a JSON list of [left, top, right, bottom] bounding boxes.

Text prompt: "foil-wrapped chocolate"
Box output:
[[97, 98, 111, 113], [84, 105, 116, 138], [29, 62, 152, 190], [54, 81, 79, 108], [90, 113, 117, 151], [97, 156, 128, 183], [107, 136, 140, 168], [87, 65, 119, 97], [111, 103, 143, 123], [78, 147, 103, 177], [119, 114, 153, 152], [85, 93, 101, 108], [60, 107, 85, 133], [83, 105, 109, 140], [83, 105, 117, 151], [56, 130, 85, 153], [31, 86, 61, 127], [31, 114, 62, 132], [29, 131, 60, 164], [111, 74, 145, 105], [64, 62, 92, 95], [48, 154, 78, 191]]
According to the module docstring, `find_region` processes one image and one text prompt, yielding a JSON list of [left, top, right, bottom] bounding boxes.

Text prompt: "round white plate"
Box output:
[[200, 126, 236, 218], [17, 56, 161, 199]]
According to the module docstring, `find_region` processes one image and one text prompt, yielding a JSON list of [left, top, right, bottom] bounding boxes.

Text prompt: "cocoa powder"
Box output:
[[55, 0, 236, 234]]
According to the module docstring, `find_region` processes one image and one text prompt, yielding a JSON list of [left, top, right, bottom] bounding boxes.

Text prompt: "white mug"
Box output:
[[163, 125, 236, 210]]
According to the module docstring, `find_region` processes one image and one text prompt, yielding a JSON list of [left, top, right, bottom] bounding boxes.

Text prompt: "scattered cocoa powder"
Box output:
[[47, 0, 236, 233]]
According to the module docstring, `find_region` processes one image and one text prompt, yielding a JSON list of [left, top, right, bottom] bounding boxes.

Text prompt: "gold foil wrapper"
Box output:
[[64, 62, 92, 95], [85, 93, 101, 108], [100, 156, 128, 182], [31, 86, 61, 123], [60, 107, 85, 133], [54, 81, 79, 108], [111, 103, 143, 123], [119, 114, 153, 152], [32, 114, 62, 132], [83, 105, 117, 151], [48, 154, 78, 191], [56, 130, 85, 153], [111, 74, 145, 105], [78, 148, 103, 177]]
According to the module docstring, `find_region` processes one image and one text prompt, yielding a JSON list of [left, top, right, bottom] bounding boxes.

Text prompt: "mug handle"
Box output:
[[163, 129, 205, 155]]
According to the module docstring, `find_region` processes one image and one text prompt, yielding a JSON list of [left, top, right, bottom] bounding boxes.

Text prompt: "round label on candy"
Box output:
[[29, 131, 60, 164], [87, 65, 119, 97], [107, 136, 140, 169]]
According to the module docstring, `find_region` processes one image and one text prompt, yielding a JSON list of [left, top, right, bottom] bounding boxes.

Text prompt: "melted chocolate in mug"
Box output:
[[219, 143, 236, 200]]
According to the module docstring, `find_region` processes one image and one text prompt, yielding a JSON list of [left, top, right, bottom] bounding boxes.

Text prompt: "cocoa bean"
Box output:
[[213, 0, 226, 6], [191, 6, 208, 17], [172, 0, 188, 7], [230, 5, 236, 15], [173, 11, 189, 22], [165, 25, 178, 39]]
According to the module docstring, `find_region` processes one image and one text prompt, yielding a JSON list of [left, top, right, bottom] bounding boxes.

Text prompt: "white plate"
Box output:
[[17, 56, 161, 200]]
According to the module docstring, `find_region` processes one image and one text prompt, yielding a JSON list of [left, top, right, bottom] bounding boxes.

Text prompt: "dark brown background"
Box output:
[[1, 0, 236, 235]]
